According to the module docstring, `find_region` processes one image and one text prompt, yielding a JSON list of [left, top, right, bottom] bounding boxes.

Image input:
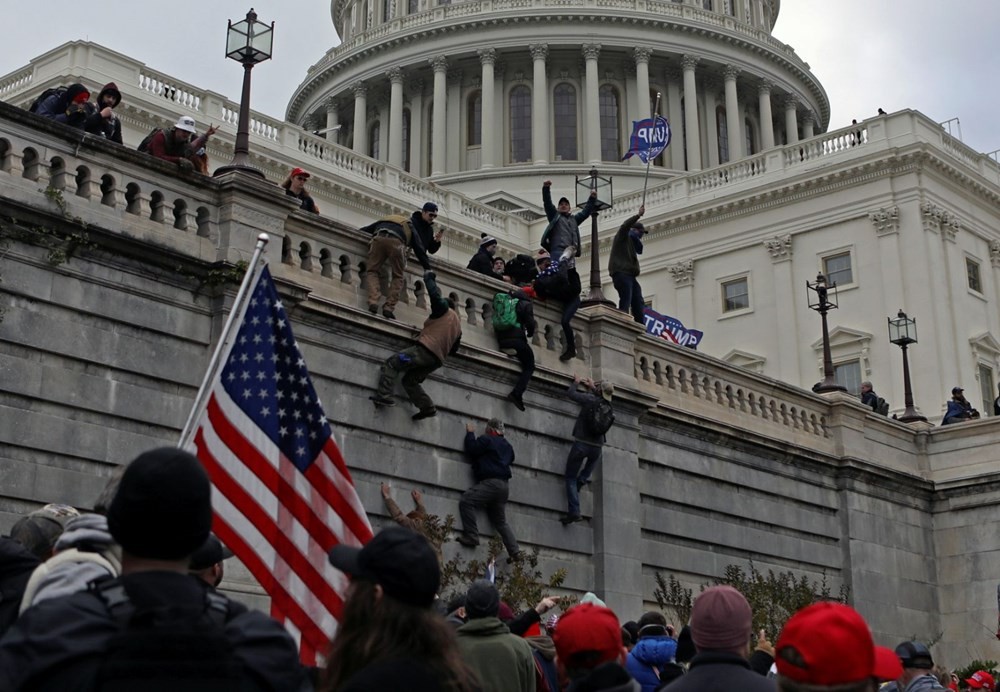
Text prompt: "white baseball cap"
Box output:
[[174, 115, 197, 133]]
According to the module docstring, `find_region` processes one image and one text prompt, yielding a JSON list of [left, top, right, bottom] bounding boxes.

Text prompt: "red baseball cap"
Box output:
[[775, 602, 902, 686], [552, 603, 623, 669], [967, 670, 995, 690], [290, 167, 310, 179]]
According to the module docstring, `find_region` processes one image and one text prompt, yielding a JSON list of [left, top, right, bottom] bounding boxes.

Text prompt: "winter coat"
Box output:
[[361, 214, 432, 270], [468, 248, 502, 279], [496, 290, 537, 343], [567, 662, 641, 692], [20, 513, 121, 613], [456, 616, 536, 692], [608, 213, 644, 277], [340, 657, 463, 692], [567, 381, 608, 446], [526, 636, 559, 692], [416, 273, 462, 362], [903, 674, 947, 692], [626, 636, 678, 692], [83, 82, 123, 144], [861, 389, 878, 412], [658, 651, 775, 692], [0, 537, 40, 638], [465, 431, 515, 482], [285, 188, 318, 214], [411, 211, 441, 254], [35, 83, 91, 129], [541, 185, 597, 262], [942, 398, 978, 424], [147, 128, 210, 165]]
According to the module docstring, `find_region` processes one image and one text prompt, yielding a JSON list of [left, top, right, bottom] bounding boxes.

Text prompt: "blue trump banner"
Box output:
[[623, 115, 671, 163], [643, 307, 703, 349]]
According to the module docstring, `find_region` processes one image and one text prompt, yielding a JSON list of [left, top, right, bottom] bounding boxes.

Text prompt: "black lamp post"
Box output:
[[576, 167, 615, 308], [888, 310, 927, 423], [214, 8, 274, 179], [807, 273, 847, 393]]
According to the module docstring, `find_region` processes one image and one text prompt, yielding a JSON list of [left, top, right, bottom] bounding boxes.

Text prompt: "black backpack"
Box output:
[[91, 579, 247, 691], [875, 397, 890, 416], [583, 398, 615, 436], [505, 253, 538, 286], [137, 128, 163, 153], [28, 86, 66, 113]]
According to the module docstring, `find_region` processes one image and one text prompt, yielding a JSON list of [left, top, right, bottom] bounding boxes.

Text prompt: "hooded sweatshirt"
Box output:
[[626, 636, 678, 692], [456, 616, 536, 692], [84, 82, 123, 143]]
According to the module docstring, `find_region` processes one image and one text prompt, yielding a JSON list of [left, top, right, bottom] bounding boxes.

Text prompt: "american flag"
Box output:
[[185, 264, 373, 664]]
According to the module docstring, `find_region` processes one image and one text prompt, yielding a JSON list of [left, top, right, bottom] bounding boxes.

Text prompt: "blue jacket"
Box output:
[[942, 399, 977, 425], [626, 636, 678, 692], [464, 432, 515, 482]]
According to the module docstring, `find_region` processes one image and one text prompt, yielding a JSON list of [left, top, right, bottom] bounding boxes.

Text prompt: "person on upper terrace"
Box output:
[[608, 205, 647, 324], [468, 234, 504, 280], [145, 116, 218, 173], [941, 386, 980, 425], [412, 202, 444, 255], [360, 212, 432, 320], [280, 167, 319, 214], [83, 82, 123, 144], [33, 83, 91, 130]]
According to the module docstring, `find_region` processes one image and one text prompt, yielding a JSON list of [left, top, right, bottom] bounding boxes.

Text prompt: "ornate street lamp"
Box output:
[[806, 273, 846, 393], [576, 167, 615, 308], [214, 8, 274, 179], [888, 310, 927, 423]]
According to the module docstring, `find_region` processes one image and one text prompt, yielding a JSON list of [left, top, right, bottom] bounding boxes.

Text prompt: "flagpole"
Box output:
[[641, 92, 662, 208], [179, 233, 271, 446]]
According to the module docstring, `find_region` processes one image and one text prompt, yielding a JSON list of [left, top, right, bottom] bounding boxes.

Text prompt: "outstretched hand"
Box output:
[[466, 422, 476, 433], [411, 489, 423, 503], [543, 180, 552, 187], [380, 482, 391, 499]]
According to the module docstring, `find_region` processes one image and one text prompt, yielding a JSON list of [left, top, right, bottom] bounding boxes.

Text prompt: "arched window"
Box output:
[[383, 0, 394, 21], [701, 0, 712, 9], [467, 90, 482, 146], [716, 106, 729, 164], [599, 85, 621, 161], [402, 108, 412, 172], [554, 83, 578, 161], [744, 117, 755, 156], [368, 120, 381, 159], [408, 0, 418, 12], [509, 85, 532, 163]]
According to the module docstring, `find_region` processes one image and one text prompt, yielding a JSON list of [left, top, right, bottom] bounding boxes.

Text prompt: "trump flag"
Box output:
[[623, 115, 671, 163], [184, 263, 373, 665]]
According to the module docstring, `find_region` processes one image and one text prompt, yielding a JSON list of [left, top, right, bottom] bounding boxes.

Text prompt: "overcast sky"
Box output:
[[2, 1, 996, 153]]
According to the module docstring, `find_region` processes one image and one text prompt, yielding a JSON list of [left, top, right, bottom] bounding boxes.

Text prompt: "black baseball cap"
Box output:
[[189, 533, 235, 571], [328, 526, 440, 607], [895, 641, 934, 669]]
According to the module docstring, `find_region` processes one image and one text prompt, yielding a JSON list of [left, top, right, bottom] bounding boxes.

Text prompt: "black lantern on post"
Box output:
[[576, 167, 614, 307], [888, 310, 926, 423], [214, 8, 274, 178], [806, 273, 847, 393]]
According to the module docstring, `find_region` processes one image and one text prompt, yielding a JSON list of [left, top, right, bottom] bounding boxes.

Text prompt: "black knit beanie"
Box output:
[[107, 447, 212, 560]]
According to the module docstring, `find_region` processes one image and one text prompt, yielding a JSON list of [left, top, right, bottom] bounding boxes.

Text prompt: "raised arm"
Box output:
[[542, 180, 557, 220]]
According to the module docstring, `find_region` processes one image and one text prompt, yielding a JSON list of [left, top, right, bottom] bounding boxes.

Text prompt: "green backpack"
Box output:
[[492, 292, 520, 331]]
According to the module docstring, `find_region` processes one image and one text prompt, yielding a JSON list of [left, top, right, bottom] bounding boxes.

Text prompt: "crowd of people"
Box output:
[[1, 463, 981, 692]]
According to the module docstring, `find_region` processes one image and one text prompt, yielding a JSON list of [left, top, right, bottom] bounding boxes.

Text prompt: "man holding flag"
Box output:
[[608, 204, 647, 323]]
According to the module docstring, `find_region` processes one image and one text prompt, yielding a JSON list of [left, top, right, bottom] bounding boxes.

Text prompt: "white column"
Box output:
[[530, 44, 549, 164], [723, 64, 742, 161], [478, 48, 497, 169], [802, 111, 815, 139], [583, 43, 602, 164], [324, 99, 339, 143], [446, 69, 462, 173], [758, 79, 775, 150], [705, 88, 720, 167], [387, 67, 404, 167], [352, 82, 368, 154], [408, 81, 424, 174], [377, 101, 389, 160], [784, 94, 799, 145], [633, 47, 653, 169], [681, 54, 702, 170], [429, 55, 448, 175], [763, 236, 800, 383], [665, 69, 684, 170]]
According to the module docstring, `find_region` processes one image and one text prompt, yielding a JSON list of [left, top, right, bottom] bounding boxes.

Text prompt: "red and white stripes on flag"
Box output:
[[183, 264, 373, 665]]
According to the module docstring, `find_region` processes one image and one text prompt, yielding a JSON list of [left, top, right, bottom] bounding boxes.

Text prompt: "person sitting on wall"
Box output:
[[281, 167, 319, 214], [941, 386, 979, 425], [468, 235, 502, 279], [145, 116, 217, 173], [34, 83, 91, 130], [84, 82, 123, 144]]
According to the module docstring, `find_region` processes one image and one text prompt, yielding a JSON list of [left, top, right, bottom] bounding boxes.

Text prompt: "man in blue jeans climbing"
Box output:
[[561, 374, 614, 525]]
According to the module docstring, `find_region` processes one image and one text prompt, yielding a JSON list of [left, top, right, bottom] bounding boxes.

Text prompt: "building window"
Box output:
[[467, 91, 482, 146], [744, 118, 755, 156], [368, 121, 380, 159], [716, 106, 729, 164], [967, 257, 983, 293], [724, 0, 736, 15], [834, 360, 862, 395], [408, 0, 418, 12], [823, 252, 853, 287], [979, 363, 995, 414], [702, 0, 712, 9], [383, 0, 395, 22], [554, 83, 578, 161], [599, 85, 621, 161], [402, 108, 411, 172], [509, 85, 532, 163], [722, 277, 749, 312]]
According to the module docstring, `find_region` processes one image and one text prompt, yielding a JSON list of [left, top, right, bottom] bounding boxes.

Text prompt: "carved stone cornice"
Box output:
[[868, 206, 899, 235], [582, 43, 602, 61], [723, 64, 741, 82], [633, 46, 653, 65], [990, 241, 1000, 268], [529, 43, 548, 62], [680, 54, 701, 72], [477, 48, 497, 66], [920, 201, 960, 241], [351, 82, 368, 98], [762, 234, 792, 262], [387, 67, 403, 84], [668, 259, 694, 286], [429, 55, 449, 73]]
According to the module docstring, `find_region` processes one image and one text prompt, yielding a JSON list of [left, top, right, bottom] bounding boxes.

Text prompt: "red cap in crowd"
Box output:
[[967, 670, 995, 690], [775, 602, 902, 686], [290, 167, 310, 179], [552, 603, 623, 669]]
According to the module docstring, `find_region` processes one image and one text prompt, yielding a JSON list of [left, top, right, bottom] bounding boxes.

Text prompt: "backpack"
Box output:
[[90, 579, 247, 691], [492, 292, 520, 331], [28, 86, 66, 114], [505, 253, 538, 286], [583, 398, 615, 436], [137, 128, 163, 153], [875, 397, 889, 416]]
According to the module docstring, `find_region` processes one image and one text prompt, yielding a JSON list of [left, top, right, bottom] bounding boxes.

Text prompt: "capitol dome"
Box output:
[[286, 0, 828, 207]]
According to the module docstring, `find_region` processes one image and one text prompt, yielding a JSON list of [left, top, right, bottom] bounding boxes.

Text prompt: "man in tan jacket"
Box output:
[[360, 214, 432, 320], [371, 271, 462, 420]]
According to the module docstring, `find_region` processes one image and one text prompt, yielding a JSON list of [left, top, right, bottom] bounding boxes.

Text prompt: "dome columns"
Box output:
[[478, 48, 498, 169], [681, 54, 702, 171], [784, 94, 799, 145], [758, 79, 775, 150], [582, 43, 602, 165], [387, 67, 405, 168], [351, 82, 368, 154], [530, 44, 549, 165], [430, 55, 448, 176], [723, 64, 742, 161]]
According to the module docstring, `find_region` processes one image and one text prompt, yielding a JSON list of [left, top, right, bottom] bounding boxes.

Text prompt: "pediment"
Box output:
[[722, 349, 767, 369], [811, 326, 873, 352], [970, 332, 1000, 357], [479, 193, 545, 221]]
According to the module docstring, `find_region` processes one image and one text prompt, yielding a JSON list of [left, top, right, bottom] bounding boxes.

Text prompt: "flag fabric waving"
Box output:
[[623, 115, 671, 163], [186, 263, 373, 665]]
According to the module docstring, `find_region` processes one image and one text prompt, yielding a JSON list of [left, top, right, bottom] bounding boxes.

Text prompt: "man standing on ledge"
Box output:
[[360, 213, 432, 320], [608, 205, 647, 324]]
